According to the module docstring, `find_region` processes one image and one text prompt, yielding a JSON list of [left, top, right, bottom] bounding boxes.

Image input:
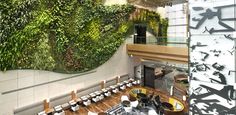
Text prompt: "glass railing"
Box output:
[[155, 42, 188, 48], [128, 36, 188, 48]]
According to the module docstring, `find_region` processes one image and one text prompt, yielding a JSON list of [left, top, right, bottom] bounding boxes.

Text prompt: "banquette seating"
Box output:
[[37, 76, 140, 115]]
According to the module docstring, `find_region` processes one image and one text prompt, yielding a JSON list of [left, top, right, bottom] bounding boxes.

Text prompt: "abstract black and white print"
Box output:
[[189, 0, 236, 114], [189, 80, 236, 114], [190, 35, 235, 85], [189, 0, 236, 35]]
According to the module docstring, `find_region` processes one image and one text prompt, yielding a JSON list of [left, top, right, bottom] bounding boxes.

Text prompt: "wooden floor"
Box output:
[[65, 86, 188, 115]]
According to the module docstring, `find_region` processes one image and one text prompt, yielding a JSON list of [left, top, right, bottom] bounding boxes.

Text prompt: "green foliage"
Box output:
[[132, 9, 168, 39], [157, 18, 168, 43], [31, 35, 55, 70], [0, 0, 135, 73], [159, 18, 168, 37], [87, 18, 101, 41], [0, 0, 40, 70], [15, 11, 54, 69], [0, 0, 167, 73]]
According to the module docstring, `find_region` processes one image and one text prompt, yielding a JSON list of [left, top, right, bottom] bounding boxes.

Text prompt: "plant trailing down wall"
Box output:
[[0, 0, 167, 73], [130, 8, 169, 42]]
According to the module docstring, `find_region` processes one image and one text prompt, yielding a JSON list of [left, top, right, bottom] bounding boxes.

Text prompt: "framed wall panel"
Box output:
[[190, 35, 235, 85], [189, 80, 236, 114], [189, 0, 235, 35], [189, 0, 236, 114]]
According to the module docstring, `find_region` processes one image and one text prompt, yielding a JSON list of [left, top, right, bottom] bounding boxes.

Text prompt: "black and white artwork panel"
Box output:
[[189, 80, 236, 115], [190, 35, 235, 85], [189, 0, 236, 35]]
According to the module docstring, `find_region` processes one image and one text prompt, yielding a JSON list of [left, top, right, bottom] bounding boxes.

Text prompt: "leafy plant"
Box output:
[[0, 0, 167, 73], [31, 35, 55, 70], [131, 8, 168, 40]]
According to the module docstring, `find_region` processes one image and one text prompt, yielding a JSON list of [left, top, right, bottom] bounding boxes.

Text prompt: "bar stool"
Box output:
[[53, 105, 65, 115], [102, 88, 111, 97], [121, 95, 129, 102], [69, 100, 79, 112], [148, 109, 158, 115], [37, 111, 46, 115], [90, 93, 99, 103], [124, 80, 132, 87], [129, 78, 137, 86], [136, 80, 141, 85], [120, 96, 132, 113], [110, 85, 119, 94], [81, 95, 91, 106], [118, 82, 126, 90], [132, 80, 137, 85], [95, 91, 104, 101]]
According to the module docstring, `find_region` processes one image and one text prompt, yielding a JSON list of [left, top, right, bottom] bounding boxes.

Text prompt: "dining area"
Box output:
[[37, 76, 188, 115]]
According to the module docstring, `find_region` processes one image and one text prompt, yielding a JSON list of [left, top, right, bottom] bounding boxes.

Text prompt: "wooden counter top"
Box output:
[[64, 86, 188, 115]]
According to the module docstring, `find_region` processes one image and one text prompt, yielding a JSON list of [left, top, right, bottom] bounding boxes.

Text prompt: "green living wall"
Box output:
[[0, 0, 168, 73], [131, 8, 168, 42]]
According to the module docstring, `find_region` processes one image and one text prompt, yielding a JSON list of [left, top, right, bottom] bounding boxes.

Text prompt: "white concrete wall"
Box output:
[[0, 41, 134, 115], [104, 0, 127, 5]]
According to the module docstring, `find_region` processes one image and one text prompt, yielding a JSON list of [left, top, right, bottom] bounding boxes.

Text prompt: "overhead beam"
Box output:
[[127, 44, 188, 64]]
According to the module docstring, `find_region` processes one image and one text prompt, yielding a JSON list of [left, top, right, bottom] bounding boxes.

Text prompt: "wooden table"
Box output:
[[64, 86, 188, 115]]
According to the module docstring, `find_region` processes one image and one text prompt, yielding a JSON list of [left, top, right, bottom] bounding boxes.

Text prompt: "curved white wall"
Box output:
[[0, 41, 134, 115]]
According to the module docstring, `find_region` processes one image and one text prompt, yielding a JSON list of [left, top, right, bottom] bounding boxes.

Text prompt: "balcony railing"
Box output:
[[130, 36, 188, 47], [147, 42, 188, 47]]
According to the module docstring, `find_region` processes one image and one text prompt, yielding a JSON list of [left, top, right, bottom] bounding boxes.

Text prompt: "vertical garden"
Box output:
[[0, 0, 168, 73]]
